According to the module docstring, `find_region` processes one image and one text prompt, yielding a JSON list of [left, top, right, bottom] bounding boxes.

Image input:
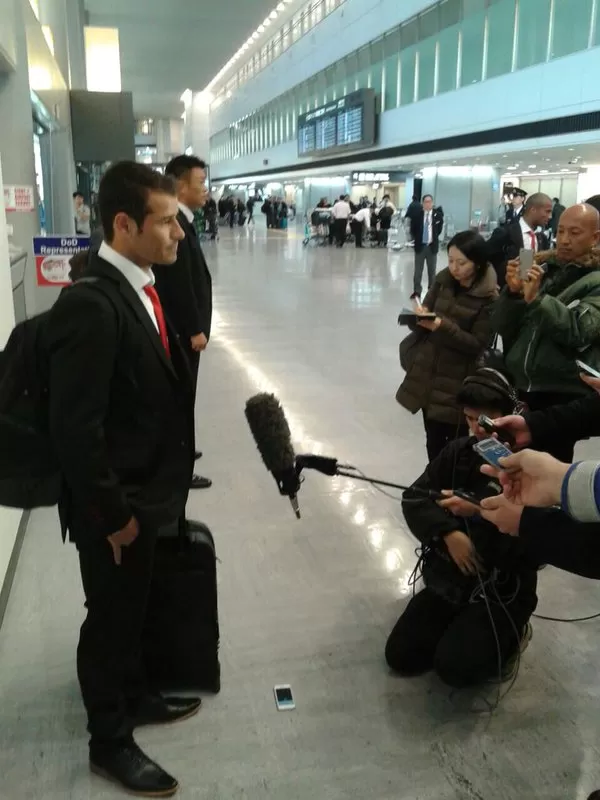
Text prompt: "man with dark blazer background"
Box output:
[[153, 155, 213, 491], [486, 193, 552, 287], [410, 194, 444, 300], [46, 162, 199, 797]]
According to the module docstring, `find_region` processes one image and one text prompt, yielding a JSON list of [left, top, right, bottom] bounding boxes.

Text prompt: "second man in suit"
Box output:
[[410, 194, 444, 300], [153, 155, 213, 491], [486, 193, 552, 287]]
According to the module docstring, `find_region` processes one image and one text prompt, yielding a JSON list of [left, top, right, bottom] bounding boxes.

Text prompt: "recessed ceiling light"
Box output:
[[257, 24, 265, 32], [528, 164, 536, 168], [277, 1, 286, 9], [540, 170, 549, 174], [269, 9, 278, 19], [568, 148, 575, 151], [263, 17, 272, 25]]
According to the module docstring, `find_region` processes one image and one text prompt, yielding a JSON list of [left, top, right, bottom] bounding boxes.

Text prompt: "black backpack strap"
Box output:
[[69, 276, 122, 340]]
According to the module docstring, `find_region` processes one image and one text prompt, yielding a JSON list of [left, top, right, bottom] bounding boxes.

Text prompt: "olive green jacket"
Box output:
[[491, 250, 600, 395]]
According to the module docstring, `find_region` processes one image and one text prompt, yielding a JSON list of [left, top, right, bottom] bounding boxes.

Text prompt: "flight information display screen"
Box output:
[[297, 89, 377, 158]]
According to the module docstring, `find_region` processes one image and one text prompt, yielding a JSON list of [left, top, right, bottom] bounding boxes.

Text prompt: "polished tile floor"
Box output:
[[1, 222, 600, 799]]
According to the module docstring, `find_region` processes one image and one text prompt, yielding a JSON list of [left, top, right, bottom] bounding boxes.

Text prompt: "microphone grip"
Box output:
[[296, 454, 339, 476]]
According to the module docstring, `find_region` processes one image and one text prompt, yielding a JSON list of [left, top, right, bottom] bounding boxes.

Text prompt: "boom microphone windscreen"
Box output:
[[244, 393, 301, 517]]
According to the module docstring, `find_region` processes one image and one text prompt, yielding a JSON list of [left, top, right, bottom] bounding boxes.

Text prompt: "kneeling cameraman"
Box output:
[[385, 369, 538, 687]]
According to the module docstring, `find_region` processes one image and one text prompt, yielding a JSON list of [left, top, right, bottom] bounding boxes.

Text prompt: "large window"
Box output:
[[486, 0, 515, 79], [551, 0, 594, 60], [436, 24, 459, 94], [400, 47, 417, 105], [459, 10, 485, 86], [417, 36, 436, 100], [516, 0, 551, 69], [382, 29, 400, 110]]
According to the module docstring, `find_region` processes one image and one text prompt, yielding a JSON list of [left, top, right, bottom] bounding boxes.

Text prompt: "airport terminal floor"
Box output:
[[2, 222, 600, 799]]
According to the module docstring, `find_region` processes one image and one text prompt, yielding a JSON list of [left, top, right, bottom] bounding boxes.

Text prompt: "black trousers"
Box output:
[[385, 584, 537, 688], [423, 414, 467, 462], [521, 390, 582, 462], [351, 220, 363, 248], [77, 525, 159, 745], [333, 218, 347, 246]]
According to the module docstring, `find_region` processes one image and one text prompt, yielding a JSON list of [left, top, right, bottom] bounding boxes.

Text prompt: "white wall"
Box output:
[[212, 47, 600, 180], [0, 155, 23, 611]]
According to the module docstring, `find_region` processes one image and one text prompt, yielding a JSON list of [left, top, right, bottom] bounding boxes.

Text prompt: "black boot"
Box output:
[[90, 740, 178, 797]]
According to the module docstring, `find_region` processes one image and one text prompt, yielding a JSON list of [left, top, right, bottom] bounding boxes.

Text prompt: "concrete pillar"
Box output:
[[184, 91, 212, 164], [0, 157, 16, 345], [39, 0, 86, 88], [0, 0, 39, 315]]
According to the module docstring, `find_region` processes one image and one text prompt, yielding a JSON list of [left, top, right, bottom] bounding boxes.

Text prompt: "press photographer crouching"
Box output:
[[385, 368, 538, 687]]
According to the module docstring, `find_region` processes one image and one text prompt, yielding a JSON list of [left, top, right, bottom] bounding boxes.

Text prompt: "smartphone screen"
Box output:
[[576, 359, 600, 379], [519, 248, 534, 279], [274, 685, 295, 710], [473, 438, 513, 469]]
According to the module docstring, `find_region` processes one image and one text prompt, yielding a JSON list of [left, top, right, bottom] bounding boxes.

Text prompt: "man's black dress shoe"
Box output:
[[134, 695, 201, 728], [194, 451, 203, 460], [90, 741, 178, 797], [191, 474, 212, 490]]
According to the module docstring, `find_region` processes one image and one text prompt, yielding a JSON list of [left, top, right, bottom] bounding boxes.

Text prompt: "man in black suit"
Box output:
[[410, 194, 444, 300], [46, 162, 199, 797], [486, 193, 553, 287], [153, 155, 213, 491]]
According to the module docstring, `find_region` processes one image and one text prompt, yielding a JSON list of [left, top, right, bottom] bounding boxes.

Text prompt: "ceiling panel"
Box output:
[[84, 0, 277, 118]]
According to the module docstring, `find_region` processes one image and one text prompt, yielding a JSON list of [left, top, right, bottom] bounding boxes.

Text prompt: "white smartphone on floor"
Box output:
[[274, 684, 295, 711]]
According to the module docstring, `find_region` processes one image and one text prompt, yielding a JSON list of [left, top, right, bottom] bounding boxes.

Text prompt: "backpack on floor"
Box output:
[[0, 277, 117, 510], [142, 521, 221, 693]]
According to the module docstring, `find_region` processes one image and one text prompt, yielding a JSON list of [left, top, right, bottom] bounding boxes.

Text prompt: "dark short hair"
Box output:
[[447, 230, 490, 283], [553, 197, 560, 203], [165, 155, 207, 181], [586, 195, 600, 214], [73, 191, 84, 199], [68, 249, 90, 282], [422, 194, 433, 202], [524, 192, 552, 211], [457, 368, 516, 417], [98, 161, 176, 242]]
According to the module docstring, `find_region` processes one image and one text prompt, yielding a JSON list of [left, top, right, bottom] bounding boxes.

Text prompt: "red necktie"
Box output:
[[529, 231, 536, 251], [143, 285, 171, 357]]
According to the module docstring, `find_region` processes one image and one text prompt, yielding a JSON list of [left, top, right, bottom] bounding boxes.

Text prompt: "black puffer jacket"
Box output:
[[402, 436, 538, 604], [396, 265, 498, 425]]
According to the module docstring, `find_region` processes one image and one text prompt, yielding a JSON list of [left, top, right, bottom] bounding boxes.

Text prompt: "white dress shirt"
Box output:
[[331, 200, 351, 220], [353, 207, 371, 226], [423, 210, 433, 245], [178, 201, 194, 224], [519, 217, 538, 251], [98, 241, 159, 332]]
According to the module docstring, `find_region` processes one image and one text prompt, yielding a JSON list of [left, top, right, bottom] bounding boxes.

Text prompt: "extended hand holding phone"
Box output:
[[478, 414, 517, 448], [473, 438, 513, 469], [518, 248, 534, 280], [576, 359, 600, 379], [274, 685, 295, 711]]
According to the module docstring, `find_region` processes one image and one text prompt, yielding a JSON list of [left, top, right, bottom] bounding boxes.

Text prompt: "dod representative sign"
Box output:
[[34, 236, 90, 287]]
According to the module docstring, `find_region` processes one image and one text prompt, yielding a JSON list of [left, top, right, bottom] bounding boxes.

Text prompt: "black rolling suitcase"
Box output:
[[142, 521, 221, 693]]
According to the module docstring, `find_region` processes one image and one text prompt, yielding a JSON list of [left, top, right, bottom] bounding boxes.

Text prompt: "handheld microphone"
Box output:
[[244, 393, 301, 518]]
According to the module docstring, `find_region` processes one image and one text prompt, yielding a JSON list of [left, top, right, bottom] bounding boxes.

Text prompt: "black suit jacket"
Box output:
[[486, 222, 550, 287], [411, 207, 444, 254], [45, 254, 195, 542], [153, 211, 213, 343]]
